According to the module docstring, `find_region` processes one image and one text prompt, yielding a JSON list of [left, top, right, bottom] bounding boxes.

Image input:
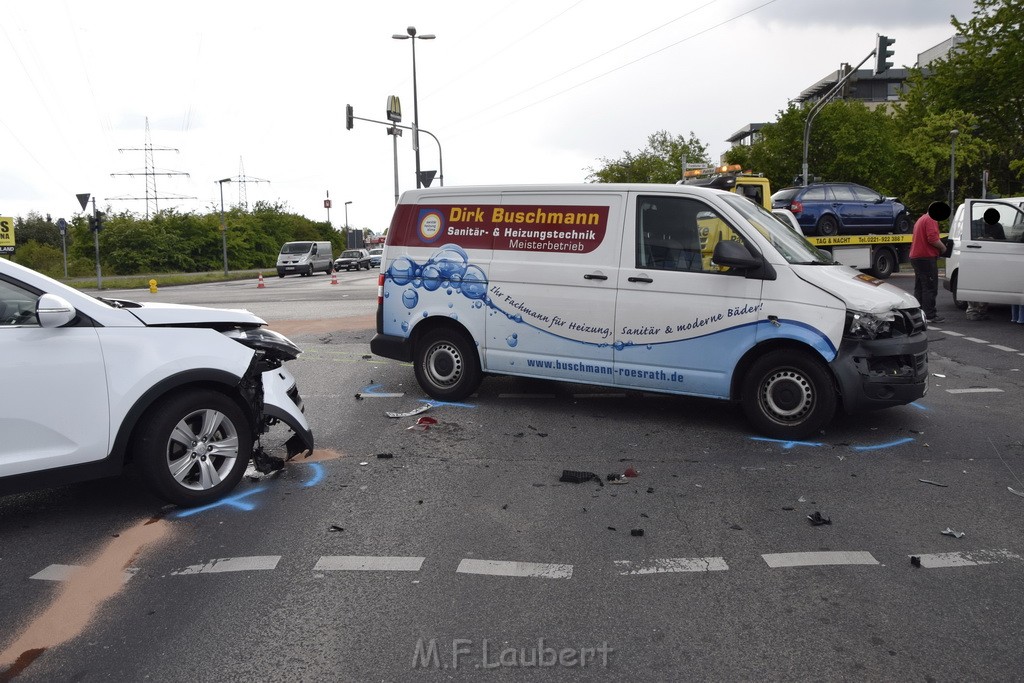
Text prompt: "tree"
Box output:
[[587, 131, 710, 184], [900, 0, 1024, 196]]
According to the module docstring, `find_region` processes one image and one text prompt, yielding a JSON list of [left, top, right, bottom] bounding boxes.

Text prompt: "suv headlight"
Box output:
[[223, 326, 301, 361], [845, 310, 894, 340]]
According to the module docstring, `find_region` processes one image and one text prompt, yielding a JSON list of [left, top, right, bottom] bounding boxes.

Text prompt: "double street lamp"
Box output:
[[217, 177, 232, 275], [392, 26, 434, 189]]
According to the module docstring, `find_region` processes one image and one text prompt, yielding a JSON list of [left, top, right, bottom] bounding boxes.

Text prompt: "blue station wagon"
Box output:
[[771, 183, 911, 236]]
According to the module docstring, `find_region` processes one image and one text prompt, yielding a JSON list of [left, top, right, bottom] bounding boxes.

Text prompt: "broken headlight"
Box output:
[[223, 326, 301, 361], [845, 309, 894, 340]]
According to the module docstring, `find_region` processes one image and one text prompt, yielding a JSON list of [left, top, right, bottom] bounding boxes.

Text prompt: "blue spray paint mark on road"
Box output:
[[910, 402, 928, 410], [750, 436, 825, 450], [851, 437, 915, 452], [303, 462, 325, 487], [174, 487, 266, 518]]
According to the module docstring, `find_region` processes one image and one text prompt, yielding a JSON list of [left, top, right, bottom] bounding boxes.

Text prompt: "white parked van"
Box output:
[[276, 240, 333, 277], [942, 197, 1024, 307], [370, 184, 929, 438]]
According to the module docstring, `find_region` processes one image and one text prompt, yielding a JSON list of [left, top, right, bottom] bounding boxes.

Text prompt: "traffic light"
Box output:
[[346, 104, 354, 130], [89, 211, 105, 232], [874, 35, 895, 75]]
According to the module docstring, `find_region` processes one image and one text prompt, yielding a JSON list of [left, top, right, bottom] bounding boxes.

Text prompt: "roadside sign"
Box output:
[[0, 216, 14, 253], [386, 95, 402, 123], [76, 193, 90, 211], [57, 217, 68, 235]]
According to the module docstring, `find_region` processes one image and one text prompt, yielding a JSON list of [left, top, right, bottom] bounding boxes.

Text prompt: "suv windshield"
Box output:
[[721, 194, 832, 265]]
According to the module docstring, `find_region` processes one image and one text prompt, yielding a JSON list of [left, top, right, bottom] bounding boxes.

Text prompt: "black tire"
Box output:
[[326, 264, 334, 275], [950, 273, 968, 310], [306, 264, 314, 277], [278, 272, 285, 279], [816, 215, 839, 237], [133, 389, 252, 506], [869, 247, 895, 279], [894, 213, 912, 234], [414, 327, 482, 401], [741, 349, 837, 440]]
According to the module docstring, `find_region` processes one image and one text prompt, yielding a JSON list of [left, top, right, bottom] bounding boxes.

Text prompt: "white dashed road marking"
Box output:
[[990, 345, 1019, 352], [963, 337, 990, 344], [912, 550, 1022, 569], [498, 393, 556, 399], [314, 556, 424, 572], [172, 555, 281, 575], [615, 557, 729, 575], [762, 551, 879, 568], [456, 559, 573, 579], [945, 388, 1004, 394], [30, 564, 137, 584]]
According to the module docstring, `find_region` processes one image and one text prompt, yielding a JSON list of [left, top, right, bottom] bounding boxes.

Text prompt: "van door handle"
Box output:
[[628, 276, 653, 283], [965, 244, 982, 249], [583, 273, 608, 281]]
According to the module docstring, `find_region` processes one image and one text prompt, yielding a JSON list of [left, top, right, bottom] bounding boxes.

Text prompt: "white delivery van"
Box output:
[[942, 197, 1024, 307], [276, 240, 333, 277], [370, 184, 929, 439]]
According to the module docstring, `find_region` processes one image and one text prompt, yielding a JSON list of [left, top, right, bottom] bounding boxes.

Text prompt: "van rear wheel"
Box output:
[[414, 327, 481, 401], [741, 349, 836, 440]]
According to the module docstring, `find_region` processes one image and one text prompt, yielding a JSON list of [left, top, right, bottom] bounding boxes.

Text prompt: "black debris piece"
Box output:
[[354, 393, 363, 400], [730, 524, 743, 531], [418, 500, 424, 505], [251, 446, 284, 474], [607, 526, 617, 531], [328, 525, 344, 532], [910, 556, 922, 567], [782, 506, 795, 511], [362, 355, 372, 359], [630, 529, 644, 537], [918, 479, 948, 487], [646, 487, 654, 494], [537, 433, 548, 437], [640, 513, 649, 518], [807, 511, 832, 526], [376, 453, 395, 459], [559, 470, 602, 485], [501, 504, 508, 510]]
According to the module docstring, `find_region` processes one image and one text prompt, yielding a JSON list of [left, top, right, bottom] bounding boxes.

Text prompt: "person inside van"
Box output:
[[965, 208, 1007, 321]]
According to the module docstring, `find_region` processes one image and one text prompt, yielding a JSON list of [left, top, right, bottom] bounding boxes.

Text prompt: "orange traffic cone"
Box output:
[[257, 273, 265, 289], [330, 271, 339, 285]]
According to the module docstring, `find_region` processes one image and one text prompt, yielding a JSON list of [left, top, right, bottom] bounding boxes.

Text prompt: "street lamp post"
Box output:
[[217, 178, 232, 275], [344, 200, 353, 248], [392, 26, 435, 189], [949, 129, 959, 208]]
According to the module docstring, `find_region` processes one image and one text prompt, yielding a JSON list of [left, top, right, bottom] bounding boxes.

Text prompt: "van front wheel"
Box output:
[[741, 350, 836, 440], [414, 327, 481, 401]]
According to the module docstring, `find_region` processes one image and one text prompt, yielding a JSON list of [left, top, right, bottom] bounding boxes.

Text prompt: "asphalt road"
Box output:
[[2, 268, 1023, 682]]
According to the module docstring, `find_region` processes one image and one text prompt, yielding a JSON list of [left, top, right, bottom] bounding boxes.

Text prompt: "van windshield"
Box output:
[[721, 194, 832, 265], [281, 242, 312, 254]]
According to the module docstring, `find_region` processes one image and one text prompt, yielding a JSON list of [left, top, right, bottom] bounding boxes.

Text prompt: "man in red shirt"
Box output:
[[910, 201, 951, 323]]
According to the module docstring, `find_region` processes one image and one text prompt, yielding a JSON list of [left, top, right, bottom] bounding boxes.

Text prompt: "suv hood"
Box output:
[[124, 301, 266, 327], [793, 265, 918, 313]]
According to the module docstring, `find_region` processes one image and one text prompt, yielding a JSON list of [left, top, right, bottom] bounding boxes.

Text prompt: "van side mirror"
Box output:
[[712, 240, 760, 270]]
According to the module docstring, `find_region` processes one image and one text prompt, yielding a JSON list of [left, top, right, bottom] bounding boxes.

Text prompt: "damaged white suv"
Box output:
[[0, 259, 314, 506]]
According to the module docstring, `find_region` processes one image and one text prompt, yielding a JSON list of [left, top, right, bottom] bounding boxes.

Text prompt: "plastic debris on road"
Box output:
[[623, 466, 639, 478], [376, 453, 395, 459], [910, 556, 921, 567], [630, 529, 644, 537], [385, 405, 432, 418], [559, 470, 603, 486], [328, 525, 344, 532], [941, 527, 965, 538], [407, 416, 438, 431], [607, 474, 628, 485], [1009, 487, 1024, 498], [807, 511, 832, 526], [919, 479, 948, 487]]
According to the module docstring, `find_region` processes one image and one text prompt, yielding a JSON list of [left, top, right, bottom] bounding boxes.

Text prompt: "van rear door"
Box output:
[[613, 191, 764, 398], [957, 199, 1024, 305]]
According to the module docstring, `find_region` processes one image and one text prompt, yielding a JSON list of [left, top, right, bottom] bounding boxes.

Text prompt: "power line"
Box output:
[[109, 117, 194, 218]]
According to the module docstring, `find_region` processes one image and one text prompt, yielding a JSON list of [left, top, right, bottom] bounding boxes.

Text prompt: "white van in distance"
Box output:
[[942, 197, 1024, 307], [276, 240, 333, 278], [370, 184, 929, 439]]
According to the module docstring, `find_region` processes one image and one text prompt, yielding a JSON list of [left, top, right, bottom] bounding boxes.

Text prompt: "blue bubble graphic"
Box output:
[[389, 257, 415, 285], [461, 266, 488, 300], [506, 334, 518, 348], [421, 264, 441, 291], [402, 289, 419, 309], [401, 321, 409, 332]]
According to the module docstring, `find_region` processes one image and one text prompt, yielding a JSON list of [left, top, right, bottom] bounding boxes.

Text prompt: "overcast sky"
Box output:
[[1, 0, 976, 234]]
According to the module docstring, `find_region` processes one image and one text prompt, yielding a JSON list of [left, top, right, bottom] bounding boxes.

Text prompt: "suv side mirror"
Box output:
[[37, 293, 76, 328]]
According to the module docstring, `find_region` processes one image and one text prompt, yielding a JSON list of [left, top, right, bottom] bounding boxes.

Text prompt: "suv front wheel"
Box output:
[[134, 389, 253, 506]]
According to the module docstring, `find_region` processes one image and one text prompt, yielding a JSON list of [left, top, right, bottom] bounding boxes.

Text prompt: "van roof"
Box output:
[[397, 183, 733, 202]]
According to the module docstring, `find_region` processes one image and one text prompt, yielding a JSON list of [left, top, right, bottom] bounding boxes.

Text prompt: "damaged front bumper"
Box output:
[[831, 331, 929, 414], [261, 364, 314, 459]]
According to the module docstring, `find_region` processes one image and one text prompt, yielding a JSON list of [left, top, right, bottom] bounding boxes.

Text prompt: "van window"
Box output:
[[280, 242, 312, 254], [635, 196, 750, 274]]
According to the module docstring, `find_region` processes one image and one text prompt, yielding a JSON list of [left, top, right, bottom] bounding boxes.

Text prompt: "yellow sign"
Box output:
[[806, 232, 948, 247], [0, 216, 14, 253]]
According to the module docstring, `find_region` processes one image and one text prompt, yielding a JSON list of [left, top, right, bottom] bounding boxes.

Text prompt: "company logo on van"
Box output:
[[417, 209, 445, 243], [401, 204, 608, 253]]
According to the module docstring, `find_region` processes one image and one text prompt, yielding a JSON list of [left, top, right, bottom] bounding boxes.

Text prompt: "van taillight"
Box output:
[[790, 200, 803, 215], [377, 273, 385, 306]]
